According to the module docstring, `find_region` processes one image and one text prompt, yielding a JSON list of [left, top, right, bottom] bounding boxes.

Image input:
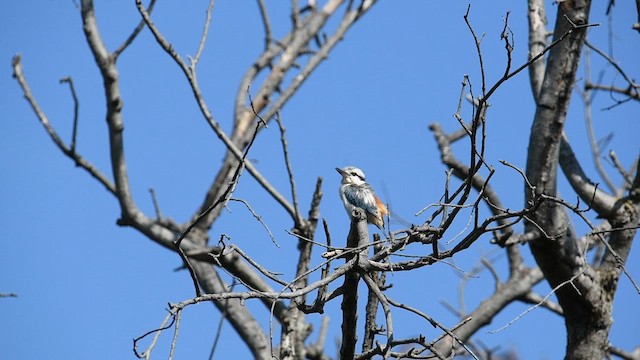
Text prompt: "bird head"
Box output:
[[336, 166, 366, 185]]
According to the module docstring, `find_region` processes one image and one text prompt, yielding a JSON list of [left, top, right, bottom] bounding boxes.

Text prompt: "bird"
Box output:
[[336, 166, 388, 230]]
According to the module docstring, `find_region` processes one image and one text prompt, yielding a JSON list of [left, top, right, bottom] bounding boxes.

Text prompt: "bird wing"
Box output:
[[343, 184, 381, 217]]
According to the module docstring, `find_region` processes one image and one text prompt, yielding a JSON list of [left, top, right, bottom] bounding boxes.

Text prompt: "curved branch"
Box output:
[[559, 133, 617, 216], [599, 165, 640, 292], [11, 55, 116, 196]]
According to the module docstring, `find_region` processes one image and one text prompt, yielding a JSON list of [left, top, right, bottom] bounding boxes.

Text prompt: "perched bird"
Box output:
[[336, 166, 389, 230]]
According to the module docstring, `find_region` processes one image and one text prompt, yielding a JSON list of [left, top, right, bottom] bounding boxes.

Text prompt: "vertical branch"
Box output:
[[528, 0, 548, 101], [276, 113, 302, 225], [581, 47, 618, 194], [149, 188, 163, 220], [291, 0, 300, 28], [192, 0, 216, 67], [463, 5, 487, 96], [59, 77, 79, 154], [340, 208, 368, 360], [280, 178, 323, 359], [256, 0, 273, 50], [362, 239, 385, 353], [81, 0, 139, 223]]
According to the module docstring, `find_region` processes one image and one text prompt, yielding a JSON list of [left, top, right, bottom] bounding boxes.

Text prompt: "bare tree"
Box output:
[[11, 1, 639, 359]]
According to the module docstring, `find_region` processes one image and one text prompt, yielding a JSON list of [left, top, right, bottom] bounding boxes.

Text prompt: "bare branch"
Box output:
[[518, 291, 564, 316], [12, 55, 116, 196], [169, 308, 182, 359], [525, 10, 600, 352], [191, 261, 272, 359], [173, 121, 262, 297], [634, 0, 640, 33], [362, 242, 384, 353], [291, 0, 301, 29], [610, 150, 636, 187], [228, 198, 277, 245], [82, 0, 140, 223], [256, 0, 273, 50], [58, 77, 79, 153], [208, 281, 235, 360], [148, 188, 163, 220], [361, 274, 393, 359], [489, 267, 586, 334], [559, 133, 617, 216], [113, 0, 157, 59], [584, 39, 639, 90], [463, 5, 487, 95], [257, 1, 379, 132], [192, 0, 216, 67], [133, 310, 176, 359], [134, 0, 297, 225], [607, 344, 640, 360], [528, 0, 548, 101], [340, 208, 369, 360], [584, 83, 640, 103], [275, 113, 302, 226]]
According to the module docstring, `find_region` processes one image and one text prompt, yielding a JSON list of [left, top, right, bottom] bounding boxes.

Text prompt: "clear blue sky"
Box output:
[[1, 1, 638, 359]]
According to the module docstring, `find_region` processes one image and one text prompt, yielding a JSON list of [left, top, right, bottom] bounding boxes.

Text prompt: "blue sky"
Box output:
[[1, 1, 639, 359]]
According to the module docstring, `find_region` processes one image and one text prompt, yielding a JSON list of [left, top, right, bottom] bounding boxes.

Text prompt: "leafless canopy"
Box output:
[[12, 0, 639, 359]]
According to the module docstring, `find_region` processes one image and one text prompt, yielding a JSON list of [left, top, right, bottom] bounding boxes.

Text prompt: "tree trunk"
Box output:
[[523, 1, 617, 359]]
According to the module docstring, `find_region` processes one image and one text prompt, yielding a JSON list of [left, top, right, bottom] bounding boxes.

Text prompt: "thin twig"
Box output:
[[59, 77, 79, 154], [192, 0, 216, 67], [387, 298, 478, 360], [464, 5, 487, 95], [226, 245, 289, 286], [133, 310, 176, 358], [609, 150, 635, 186], [173, 122, 262, 297], [149, 188, 163, 220], [275, 113, 301, 225], [488, 267, 587, 334], [228, 198, 278, 246], [582, 46, 618, 194], [208, 281, 235, 360], [113, 0, 157, 58], [584, 39, 639, 90], [168, 309, 182, 360], [484, 16, 600, 103]]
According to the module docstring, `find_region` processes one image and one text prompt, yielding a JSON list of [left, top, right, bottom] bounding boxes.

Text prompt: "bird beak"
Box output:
[[335, 167, 346, 176]]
